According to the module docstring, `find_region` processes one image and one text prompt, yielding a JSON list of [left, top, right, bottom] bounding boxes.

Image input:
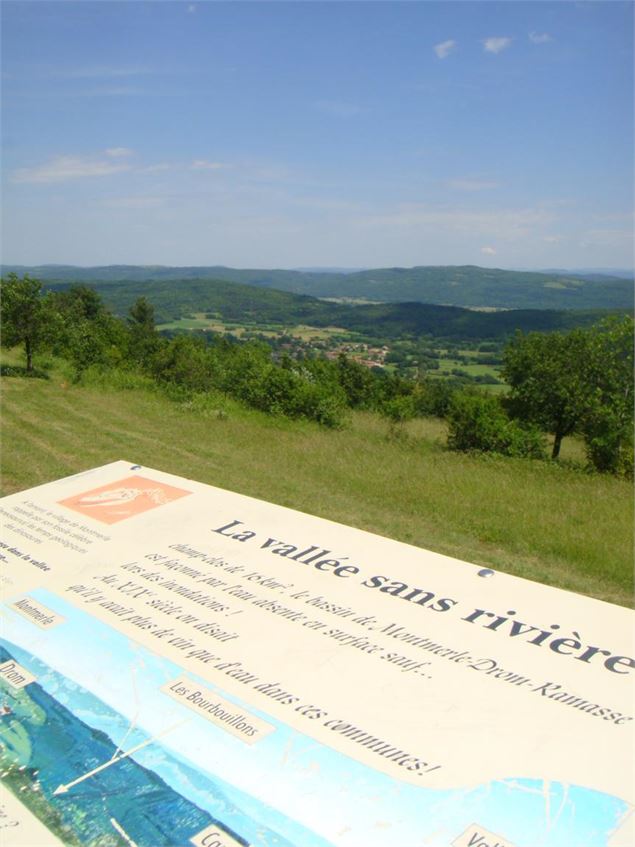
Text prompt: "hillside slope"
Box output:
[[3, 264, 632, 311], [41, 277, 624, 339], [1, 370, 632, 606]]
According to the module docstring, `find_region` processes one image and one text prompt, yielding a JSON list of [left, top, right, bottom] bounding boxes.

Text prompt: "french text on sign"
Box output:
[[452, 823, 517, 847], [161, 675, 275, 745], [189, 823, 248, 847], [9, 596, 65, 630], [0, 660, 37, 690]]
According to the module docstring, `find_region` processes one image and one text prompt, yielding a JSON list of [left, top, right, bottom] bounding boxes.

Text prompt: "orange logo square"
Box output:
[[58, 475, 191, 524]]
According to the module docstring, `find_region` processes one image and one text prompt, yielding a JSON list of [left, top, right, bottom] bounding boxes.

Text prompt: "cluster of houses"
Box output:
[[324, 343, 389, 369]]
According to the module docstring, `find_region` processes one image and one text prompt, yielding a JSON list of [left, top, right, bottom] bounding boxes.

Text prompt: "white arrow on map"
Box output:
[[110, 817, 139, 847], [53, 720, 187, 796]]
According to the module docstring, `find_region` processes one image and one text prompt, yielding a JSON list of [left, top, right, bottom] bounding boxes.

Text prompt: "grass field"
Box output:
[[157, 314, 350, 342], [437, 357, 502, 379], [1, 358, 632, 607]]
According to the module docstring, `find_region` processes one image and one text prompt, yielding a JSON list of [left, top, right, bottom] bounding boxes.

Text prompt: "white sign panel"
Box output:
[[0, 460, 633, 846]]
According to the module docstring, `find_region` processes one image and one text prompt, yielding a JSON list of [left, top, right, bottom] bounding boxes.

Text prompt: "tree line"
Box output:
[[2, 273, 633, 476]]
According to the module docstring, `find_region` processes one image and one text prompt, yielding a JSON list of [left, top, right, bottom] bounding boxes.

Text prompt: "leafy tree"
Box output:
[[447, 391, 546, 459], [0, 273, 59, 372], [413, 377, 456, 418], [380, 394, 416, 438], [51, 286, 128, 380], [581, 317, 634, 474], [502, 328, 592, 459], [54, 285, 104, 321], [127, 296, 161, 367], [152, 334, 217, 393], [335, 354, 379, 409], [502, 320, 634, 469]]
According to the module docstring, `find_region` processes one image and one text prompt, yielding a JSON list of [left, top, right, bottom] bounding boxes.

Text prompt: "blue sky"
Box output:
[[1, 1, 633, 269]]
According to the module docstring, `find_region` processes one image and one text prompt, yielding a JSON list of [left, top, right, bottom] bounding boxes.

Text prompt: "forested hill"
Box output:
[[38, 276, 625, 341], [2, 263, 632, 311]]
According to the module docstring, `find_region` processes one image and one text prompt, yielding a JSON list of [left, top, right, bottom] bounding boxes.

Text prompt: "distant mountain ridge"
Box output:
[[2, 263, 632, 311], [36, 275, 629, 341]]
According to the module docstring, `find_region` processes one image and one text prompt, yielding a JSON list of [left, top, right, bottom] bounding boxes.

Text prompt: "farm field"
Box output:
[[1, 361, 631, 608], [158, 313, 352, 342]]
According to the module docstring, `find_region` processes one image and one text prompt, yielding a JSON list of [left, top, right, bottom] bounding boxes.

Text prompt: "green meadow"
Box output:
[[157, 313, 353, 342], [1, 357, 632, 608]]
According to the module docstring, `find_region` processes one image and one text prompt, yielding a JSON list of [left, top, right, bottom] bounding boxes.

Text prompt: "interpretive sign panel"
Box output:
[[0, 461, 633, 846]]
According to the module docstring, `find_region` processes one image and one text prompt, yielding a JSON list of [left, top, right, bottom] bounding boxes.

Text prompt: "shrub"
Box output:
[[413, 379, 457, 418], [582, 405, 634, 477], [152, 335, 217, 393], [447, 392, 546, 459]]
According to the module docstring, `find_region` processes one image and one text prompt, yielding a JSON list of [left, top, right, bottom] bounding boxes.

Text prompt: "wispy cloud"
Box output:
[[354, 203, 554, 241], [481, 246, 497, 255], [529, 32, 552, 45], [141, 163, 173, 174], [315, 99, 364, 117], [447, 179, 499, 192], [105, 147, 134, 158], [483, 37, 512, 55], [11, 153, 133, 184], [434, 40, 456, 60], [191, 160, 230, 171]]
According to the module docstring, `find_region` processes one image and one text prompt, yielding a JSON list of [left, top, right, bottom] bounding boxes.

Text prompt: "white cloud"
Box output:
[[141, 163, 173, 173], [529, 32, 552, 45], [434, 40, 456, 60], [353, 204, 554, 242], [191, 160, 229, 170], [11, 154, 132, 184], [105, 147, 134, 158], [483, 37, 512, 55], [447, 179, 499, 192], [481, 246, 497, 255]]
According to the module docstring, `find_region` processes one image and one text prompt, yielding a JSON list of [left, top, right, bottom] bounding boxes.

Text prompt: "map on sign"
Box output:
[[0, 461, 633, 847]]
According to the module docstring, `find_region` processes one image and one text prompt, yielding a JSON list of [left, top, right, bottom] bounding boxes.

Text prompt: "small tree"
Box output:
[[381, 394, 416, 438], [127, 296, 161, 367], [581, 317, 634, 474], [502, 329, 591, 459], [0, 273, 58, 372], [447, 391, 546, 458], [502, 320, 634, 471], [51, 286, 128, 380], [336, 354, 379, 409]]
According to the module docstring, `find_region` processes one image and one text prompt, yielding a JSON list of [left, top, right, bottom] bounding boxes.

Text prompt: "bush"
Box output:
[[447, 392, 546, 459], [335, 354, 380, 409], [413, 379, 457, 418], [582, 405, 634, 477], [152, 335, 218, 393], [252, 366, 348, 428]]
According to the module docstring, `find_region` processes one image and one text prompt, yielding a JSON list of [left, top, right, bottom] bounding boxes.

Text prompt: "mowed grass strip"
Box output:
[[1, 373, 632, 607]]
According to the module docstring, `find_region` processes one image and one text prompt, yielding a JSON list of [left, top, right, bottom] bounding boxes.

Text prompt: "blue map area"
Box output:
[[0, 590, 630, 847]]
